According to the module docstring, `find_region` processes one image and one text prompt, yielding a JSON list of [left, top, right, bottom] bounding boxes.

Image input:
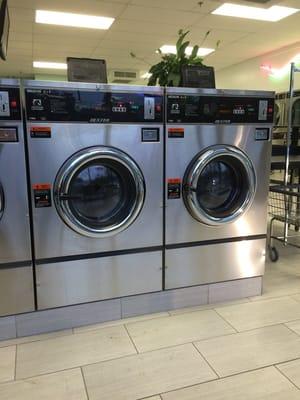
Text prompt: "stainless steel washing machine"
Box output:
[[24, 81, 164, 310], [0, 79, 35, 316], [165, 88, 274, 289]]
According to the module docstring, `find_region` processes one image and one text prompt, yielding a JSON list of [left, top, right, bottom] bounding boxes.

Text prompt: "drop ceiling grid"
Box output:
[[0, 0, 299, 77]]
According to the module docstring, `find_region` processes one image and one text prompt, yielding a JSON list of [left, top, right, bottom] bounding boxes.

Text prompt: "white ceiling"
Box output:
[[2, 0, 300, 83]]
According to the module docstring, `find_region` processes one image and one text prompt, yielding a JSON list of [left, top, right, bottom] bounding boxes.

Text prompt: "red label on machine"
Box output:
[[30, 126, 51, 138], [32, 183, 51, 190], [167, 178, 181, 199], [33, 184, 52, 208], [167, 178, 181, 184], [168, 128, 184, 138]]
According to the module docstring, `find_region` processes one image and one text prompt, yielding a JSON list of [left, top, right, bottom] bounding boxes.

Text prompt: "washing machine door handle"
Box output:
[[183, 183, 197, 193]]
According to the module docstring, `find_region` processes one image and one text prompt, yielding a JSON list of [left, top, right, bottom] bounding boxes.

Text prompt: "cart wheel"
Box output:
[[269, 246, 279, 262]]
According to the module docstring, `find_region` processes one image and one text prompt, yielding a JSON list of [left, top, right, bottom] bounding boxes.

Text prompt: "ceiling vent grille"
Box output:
[[109, 70, 138, 83]]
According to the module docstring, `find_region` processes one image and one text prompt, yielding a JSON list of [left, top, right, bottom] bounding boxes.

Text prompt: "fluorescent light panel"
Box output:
[[36, 10, 115, 29], [160, 45, 214, 57], [141, 72, 152, 79], [212, 3, 298, 22], [33, 61, 67, 70]]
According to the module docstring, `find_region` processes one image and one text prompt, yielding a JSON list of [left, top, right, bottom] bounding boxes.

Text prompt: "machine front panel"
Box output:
[[167, 94, 274, 124], [25, 89, 163, 123]]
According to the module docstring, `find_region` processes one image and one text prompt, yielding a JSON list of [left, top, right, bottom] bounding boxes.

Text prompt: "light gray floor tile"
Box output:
[[291, 294, 300, 303], [16, 298, 121, 336], [169, 298, 249, 316], [0, 329, 73, 348], [195, 324, 300, 377], [216, 296, 300, 331], [74, 312, 169, 334], [285, 320, 300, 335], [0, 346, 16, 383], [162, 367, 299, 400], [16, 325, 136, 379], [126, 309, 235, 352], [0, 317, 16, 341], [83, 343, 217, 400], [0, 368, 87, 400], [209, 277, 262, 304], [121, 285, 208, 317], [277, 359, 300, 389]]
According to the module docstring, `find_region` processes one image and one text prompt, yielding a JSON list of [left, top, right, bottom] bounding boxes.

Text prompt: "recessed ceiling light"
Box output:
[[212, 3, 298, 22], [160, 45, 215, 57], [33, 61, 67, 70], [36, 10, 115, 30]]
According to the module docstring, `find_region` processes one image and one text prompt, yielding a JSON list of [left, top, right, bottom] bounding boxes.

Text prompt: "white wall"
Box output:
[[216, 42, 300, 92]]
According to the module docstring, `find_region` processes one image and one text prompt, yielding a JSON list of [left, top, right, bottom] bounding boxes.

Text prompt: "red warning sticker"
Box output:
[[32, 183, 51, 190], [167, 178, 181, 184], [168, 128, 184, 138], [30, 127, 51, 138]]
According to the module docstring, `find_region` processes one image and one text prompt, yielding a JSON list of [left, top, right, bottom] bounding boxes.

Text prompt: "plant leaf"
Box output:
[[189, 45, 199, 61], [178, 41, 190, 59], [176, 30, 190, 54]]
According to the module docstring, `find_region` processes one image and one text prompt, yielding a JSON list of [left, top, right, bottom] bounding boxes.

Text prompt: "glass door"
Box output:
[[54, 146, 145, 237], [183, 145, 256, 225]]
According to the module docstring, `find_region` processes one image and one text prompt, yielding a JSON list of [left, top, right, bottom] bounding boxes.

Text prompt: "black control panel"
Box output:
[[167, 95, 274, 124], [25, 89, 163, 123], [0, 87, 22, 121]]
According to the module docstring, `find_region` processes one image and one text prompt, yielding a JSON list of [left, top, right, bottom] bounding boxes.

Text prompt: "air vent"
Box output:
[[109, 70, 138, 83]]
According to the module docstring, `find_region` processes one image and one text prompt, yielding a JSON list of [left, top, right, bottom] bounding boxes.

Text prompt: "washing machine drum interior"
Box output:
[[183, 145, 256, 226], [54, 146, 145, 238]]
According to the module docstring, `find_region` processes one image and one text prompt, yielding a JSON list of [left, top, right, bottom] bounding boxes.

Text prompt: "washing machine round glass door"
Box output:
[[54, 146, 145, 238], [0, 183, 4, 220], [183, 145, 256, 226]]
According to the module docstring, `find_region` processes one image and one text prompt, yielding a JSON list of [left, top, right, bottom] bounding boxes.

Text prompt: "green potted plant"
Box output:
[[131, 29, 219, 87]]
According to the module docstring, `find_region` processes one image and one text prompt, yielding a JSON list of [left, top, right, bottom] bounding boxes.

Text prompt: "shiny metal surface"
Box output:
[[0, 182, 4, 219], [27, 122, 163, 257], [54, 146, 145, 238], [165, 239, 266, 289], [165, 87, 274, 98], [0, 80, 34, 315], [36, 251, 162, 309], [24, 82, 163, 308], [183, 145, 256, 226], [23, 79, 163, 95], [166, 124, 272, 244]]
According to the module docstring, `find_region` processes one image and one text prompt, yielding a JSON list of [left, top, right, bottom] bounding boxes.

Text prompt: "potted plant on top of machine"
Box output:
[[131, 29, 219, 88]]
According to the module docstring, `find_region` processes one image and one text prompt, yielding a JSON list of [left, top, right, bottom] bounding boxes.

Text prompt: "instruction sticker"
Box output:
[[167, 178, 181, 199]]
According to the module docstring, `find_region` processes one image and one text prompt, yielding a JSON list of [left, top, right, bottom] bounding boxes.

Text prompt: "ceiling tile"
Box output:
[[120, 5, 202, 25]]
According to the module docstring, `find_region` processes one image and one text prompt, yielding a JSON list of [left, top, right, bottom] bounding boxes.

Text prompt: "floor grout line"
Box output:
[[192, 342, 220, 378], [213, 309, 238, 333], [80, 367, 90, 400], [123, 324, 139, 354], [274, 364, 300, 391], [13, 345, 17, 381]]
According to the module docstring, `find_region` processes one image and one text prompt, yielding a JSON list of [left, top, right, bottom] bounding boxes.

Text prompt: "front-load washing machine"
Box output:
[[165, 88, 274, 289], [0, 79, 35, 316], [24, 81, 164, 310]]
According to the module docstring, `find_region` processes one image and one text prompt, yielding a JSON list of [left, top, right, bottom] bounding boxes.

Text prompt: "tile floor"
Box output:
[[1, 243, 300, 399]]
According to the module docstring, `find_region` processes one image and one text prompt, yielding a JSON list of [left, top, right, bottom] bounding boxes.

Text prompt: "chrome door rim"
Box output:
[[0, 183, 4, 220], [183, 145, 257, 226], [54, 146, 145, 238]]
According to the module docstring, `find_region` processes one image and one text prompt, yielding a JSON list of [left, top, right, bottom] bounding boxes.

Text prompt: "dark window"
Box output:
[[67, 159, 138, 229], [195, 156, 249, 219]]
